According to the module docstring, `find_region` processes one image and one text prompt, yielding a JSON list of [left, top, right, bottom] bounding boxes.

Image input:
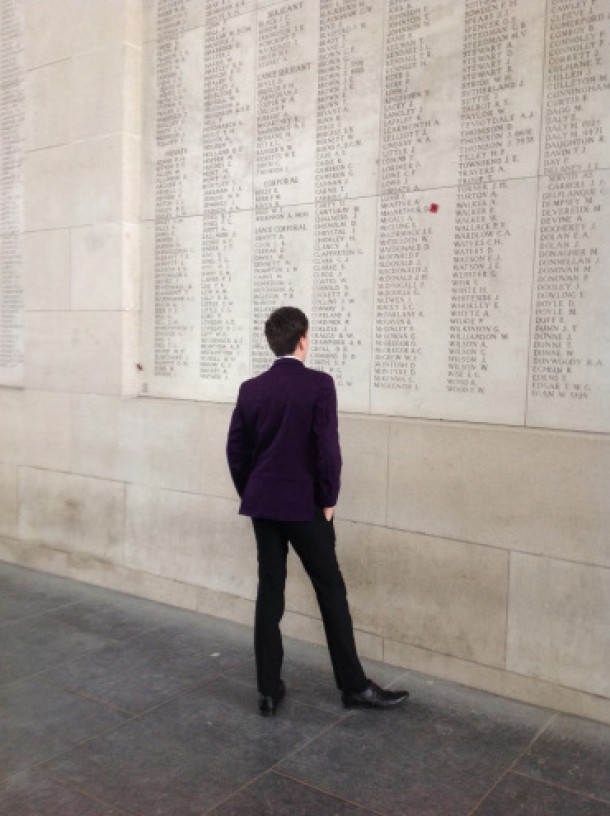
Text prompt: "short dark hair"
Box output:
[[264, 307, 309, 357]]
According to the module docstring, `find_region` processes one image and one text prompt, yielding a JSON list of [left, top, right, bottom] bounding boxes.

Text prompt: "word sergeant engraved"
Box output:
[[0, 0, 24, 386]]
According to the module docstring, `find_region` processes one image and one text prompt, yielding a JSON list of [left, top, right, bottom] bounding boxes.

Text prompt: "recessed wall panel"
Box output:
[[0, 0, 24, 387], [141, 0, 610, 431]]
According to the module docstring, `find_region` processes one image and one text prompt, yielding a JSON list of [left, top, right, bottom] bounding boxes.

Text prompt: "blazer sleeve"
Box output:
[[311, 375, 342, 508], [226, 387, 252, 498]]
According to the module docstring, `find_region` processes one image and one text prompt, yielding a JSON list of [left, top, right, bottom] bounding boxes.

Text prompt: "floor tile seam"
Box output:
[[465, 711, 559, 816], [38, 765, 138, 816], [510, 768, 610, 806], [268, 709, 358, 771], [23, 614, 250, 680], [106, 671, 229, 723], [17, 604, 131, 646], [271, 768, 388, 815], [199, 768, 273, 815], [0, 714, 142, 790], [0, 634, 128, 689], [13, 676, 226, 779], [0, 661, 107, 692], [37, 671, 137, 717], [0, 598, 87, 629], [38, 602, 206, 644]]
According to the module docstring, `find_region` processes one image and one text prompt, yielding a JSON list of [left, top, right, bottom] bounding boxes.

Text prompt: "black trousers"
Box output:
[[252, 509, 368, 696]]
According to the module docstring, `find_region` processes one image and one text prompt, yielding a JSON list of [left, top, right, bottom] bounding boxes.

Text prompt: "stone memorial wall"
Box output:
[[0, 0, 24, 387], [0, 0, 609, 723], [140, 0, 610, 432]]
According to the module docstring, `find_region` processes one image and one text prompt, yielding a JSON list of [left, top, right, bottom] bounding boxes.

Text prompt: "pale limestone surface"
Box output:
[[71, 136, 129, 226], [119, 398, 202, 493], [18, 468, 124, 561], [200, 403, 237, 501], [24, 59, 70, 150], [387, 420, 610, 568], [23, 229, 71, 311], [24, 312, 124, 395], [0, 465, 18, 538], [24, 0, 141, 69], [336, 520, 509, 668], [507, 554, 610, 699], [71, 394, 202, 491], [23, 145, 73, 232], [22, 391, 71, 472], [71, 394, 122, 481], [336, 416, 389, 526], [124, 485, 254, 598], [71, 224, 135, 311], [70, 46, 140, 141], [0, 390, 24, 465]]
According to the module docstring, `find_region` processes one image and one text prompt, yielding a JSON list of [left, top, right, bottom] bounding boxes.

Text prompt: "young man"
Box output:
[[227, 306, 409, 715]]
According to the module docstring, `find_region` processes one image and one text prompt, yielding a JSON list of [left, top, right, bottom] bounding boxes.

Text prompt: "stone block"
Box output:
[[123, 134, 141, 223], [121, 311, 141, 398], [124, 43, 141, 137], [336, 520, 509, 668], [122, 223, 140, 310], [64, 553, 200, 612], [70, 46, 139, 141], [196, 586, 255, 629], [0, 390, 24, 465], [72, 0, 142, 52], [388, 421, 610, 568], [200, 403, 236, 500], [119, 398, 202, 492], [0, 465, 18, 538], [23, 391, 71, 471], [337, 415, 389, 525], [18, 468, 124, 561], [23, 0, 75, 68], [24, 145, 72, 231], [25, 59, 70, 150], [124, 486, 255, 598], [73, 396, 202, 488], [25, 0, 140, 68], [70, 136, 125, 226], [125, 0, 143, 46], [507, 554, 610, 699], [383, 637, 610, 726], [0, 536, 71, 577], [24, 312, 123, 395], [71, 224, 126, 311], [23, 229, 71, 311], [71, 395, 122, 481]]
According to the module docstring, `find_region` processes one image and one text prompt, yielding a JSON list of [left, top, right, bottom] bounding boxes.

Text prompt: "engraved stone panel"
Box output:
[[140, 0, 610, 431], [0, 0, 24, 386], [526, 1, 610, 432]]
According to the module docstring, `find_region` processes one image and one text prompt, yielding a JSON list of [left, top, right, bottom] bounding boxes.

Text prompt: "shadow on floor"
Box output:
[[1, 562, 609, 815]]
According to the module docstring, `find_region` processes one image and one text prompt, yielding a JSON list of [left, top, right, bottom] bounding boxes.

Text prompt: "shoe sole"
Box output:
[[342, 693, 409, 709]]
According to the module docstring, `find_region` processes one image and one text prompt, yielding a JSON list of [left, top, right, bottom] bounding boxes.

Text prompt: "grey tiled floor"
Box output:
[[1, 562, 609, 816]]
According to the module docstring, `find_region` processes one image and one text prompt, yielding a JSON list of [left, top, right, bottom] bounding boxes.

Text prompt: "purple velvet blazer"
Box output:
[[226, 358, 342, 521]]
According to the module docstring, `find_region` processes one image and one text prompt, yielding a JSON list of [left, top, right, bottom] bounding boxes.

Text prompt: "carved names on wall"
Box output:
[[0, 0, 24, 386], [141, 0, 610, 431]]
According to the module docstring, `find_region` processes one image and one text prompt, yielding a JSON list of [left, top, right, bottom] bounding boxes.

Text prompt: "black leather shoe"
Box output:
[[258, 679, 286, 717], [342, 680, 409, 709]]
